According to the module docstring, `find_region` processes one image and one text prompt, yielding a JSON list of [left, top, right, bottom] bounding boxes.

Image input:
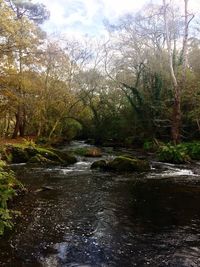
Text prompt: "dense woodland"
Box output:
[[2, 1, 200, 262], [0, 0, 200, 146]]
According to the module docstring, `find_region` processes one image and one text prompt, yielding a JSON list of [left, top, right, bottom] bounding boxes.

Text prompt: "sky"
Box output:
[[33, 0, 200, 38]]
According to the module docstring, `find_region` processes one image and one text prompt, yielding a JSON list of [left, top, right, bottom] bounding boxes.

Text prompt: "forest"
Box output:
[[0, 0, 199, 146], [1, 0, 200, 266]]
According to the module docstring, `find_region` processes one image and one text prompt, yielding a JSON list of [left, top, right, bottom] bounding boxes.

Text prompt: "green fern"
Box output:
[[158, 144, 190, 164]]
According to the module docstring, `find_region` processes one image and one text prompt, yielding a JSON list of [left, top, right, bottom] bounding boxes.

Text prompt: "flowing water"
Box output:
[[1, 141, 200, 267]]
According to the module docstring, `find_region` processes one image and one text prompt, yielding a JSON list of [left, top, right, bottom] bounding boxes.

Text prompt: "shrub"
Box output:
[[0, 167, 22, 235], [158, 144, 190, 164], [180, 142, 200, 160]]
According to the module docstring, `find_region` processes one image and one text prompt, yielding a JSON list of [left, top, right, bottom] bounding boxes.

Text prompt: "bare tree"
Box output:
[[163, 0, 193, 144]]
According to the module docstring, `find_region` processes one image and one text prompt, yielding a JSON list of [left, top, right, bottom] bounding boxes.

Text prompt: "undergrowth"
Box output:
[[0, 162, 22, 235], [158, 142, 200, 163]]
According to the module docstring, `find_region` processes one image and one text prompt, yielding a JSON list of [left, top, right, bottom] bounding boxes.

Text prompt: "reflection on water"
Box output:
[[0, 143, 200, 266]]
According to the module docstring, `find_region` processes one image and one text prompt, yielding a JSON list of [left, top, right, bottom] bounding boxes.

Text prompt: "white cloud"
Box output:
[[33, 0, 200, 38], [33, 0, 147, 37]]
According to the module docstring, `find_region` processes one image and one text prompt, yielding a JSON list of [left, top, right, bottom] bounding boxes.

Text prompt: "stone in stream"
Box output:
[[85, 147, 102, 157], [108, 156, 150, 172], [91, 160, 107, 170], [91, 156, 150, 172], [72, 147, 102, 157], [51, 149, 77, 164]]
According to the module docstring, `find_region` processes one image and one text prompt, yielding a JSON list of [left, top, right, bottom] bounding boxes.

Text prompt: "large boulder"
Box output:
[[107, 156, 150, 172], [0, 144, 77, 166], [28, 148, 77, 166]]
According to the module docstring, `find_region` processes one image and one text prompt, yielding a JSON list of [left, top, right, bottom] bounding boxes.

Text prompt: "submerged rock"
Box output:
[[91, 160, 107, 170], [34, 186, 54, 193]]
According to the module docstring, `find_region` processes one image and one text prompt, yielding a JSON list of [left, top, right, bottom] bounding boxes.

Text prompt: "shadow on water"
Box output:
[[0, 142, 200, 267]]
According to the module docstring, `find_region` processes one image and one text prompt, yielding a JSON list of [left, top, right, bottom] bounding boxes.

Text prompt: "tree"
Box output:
[[5, 0, 49, 23], [1, 0, 49, 138], [163, 0, 193, 144]]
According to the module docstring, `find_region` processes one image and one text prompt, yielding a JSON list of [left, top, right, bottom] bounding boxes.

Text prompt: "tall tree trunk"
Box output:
[[19, 113, 26, 137], [163, 0, 181, 144], [12, 105, 26, 138], [12, 107, 21, 138], [5, 114, 11, 137]]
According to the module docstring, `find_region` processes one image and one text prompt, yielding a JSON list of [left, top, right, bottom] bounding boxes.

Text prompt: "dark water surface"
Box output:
[[1, 142, 200, 267]]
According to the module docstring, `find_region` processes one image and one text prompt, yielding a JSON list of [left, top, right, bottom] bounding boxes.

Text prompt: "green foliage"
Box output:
[[0, 208, 13, 235], [22, 138, 36, 148], [178, 142, 200, 160], [143, 140, 162, 152], [0, 166, 22, 235], [158, 144, 191, 164], [0, 160, 6, 168], [63, 119, 82, 141], [143, 141, 155, 151]]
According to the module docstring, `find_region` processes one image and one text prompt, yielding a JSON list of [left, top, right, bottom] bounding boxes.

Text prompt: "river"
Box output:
[[0, 141, 200, 267]]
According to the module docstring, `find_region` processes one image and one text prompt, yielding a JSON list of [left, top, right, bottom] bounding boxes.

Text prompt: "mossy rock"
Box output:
[[24, 147, 38, 158], [0, 143, 77, 167], [107, 156, 150, 172], [91, 160, 107, 170], [28, 154, 57, 165], [51, 149, 77, 165], [3, 146, 29, 163], [33, 147, 63, 163]]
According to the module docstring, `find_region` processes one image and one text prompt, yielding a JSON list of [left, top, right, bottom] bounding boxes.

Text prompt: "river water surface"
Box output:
[[1, 141, 200, 267]]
